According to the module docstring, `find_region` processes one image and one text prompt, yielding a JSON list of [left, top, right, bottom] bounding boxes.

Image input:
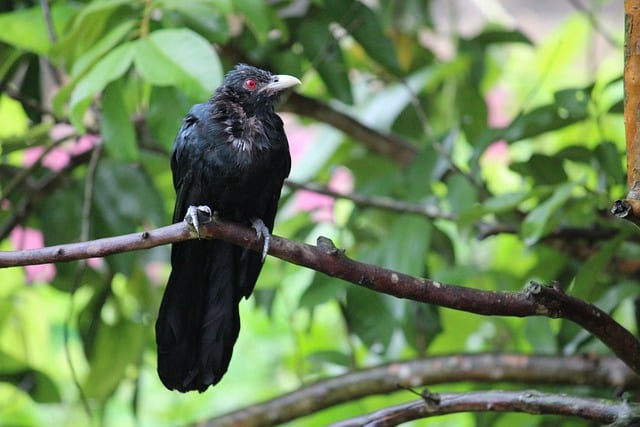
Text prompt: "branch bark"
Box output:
[[614, 0, 640, 223], [331, 389, 640, 427], [0, 217, 639, 376], [206, 354, 639, 427], [281, 92, 418, 166]]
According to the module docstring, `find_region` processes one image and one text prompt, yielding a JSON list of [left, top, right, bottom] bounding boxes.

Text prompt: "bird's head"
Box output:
[[215, 64, 301, 114]]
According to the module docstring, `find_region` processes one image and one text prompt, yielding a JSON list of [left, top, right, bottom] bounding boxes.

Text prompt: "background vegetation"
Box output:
[[0, 0, 633, 426]]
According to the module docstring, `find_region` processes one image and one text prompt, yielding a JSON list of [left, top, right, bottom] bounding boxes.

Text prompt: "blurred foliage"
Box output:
[[0, 0, 633, 426]]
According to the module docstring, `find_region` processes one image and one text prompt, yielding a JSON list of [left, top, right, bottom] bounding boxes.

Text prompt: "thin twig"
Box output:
[[63, 143, 102, 421], [1, 133, 77, 201], [285, 180, 456, 220], [567, 0, 621, 48], [0, 149, 94, 241]]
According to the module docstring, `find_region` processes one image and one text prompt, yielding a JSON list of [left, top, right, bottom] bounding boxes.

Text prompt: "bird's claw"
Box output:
[[185, 205, 213, 238], [251, 218, 270, 262]]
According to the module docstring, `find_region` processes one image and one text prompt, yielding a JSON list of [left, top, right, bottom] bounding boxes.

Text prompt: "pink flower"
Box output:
[[483, 86, 511, 165], [23, 124, 100, 171], [10, 226, 56, 284]]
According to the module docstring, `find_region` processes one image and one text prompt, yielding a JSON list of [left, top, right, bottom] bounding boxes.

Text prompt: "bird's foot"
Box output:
[[251, 218, 270, 262], [185, 205, 213, 238]]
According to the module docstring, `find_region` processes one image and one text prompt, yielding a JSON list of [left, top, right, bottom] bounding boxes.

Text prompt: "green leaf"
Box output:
[[326, 0, 401, 75], [83, 318, 144, 401], [134, 28, 222, 99], [521, 183, 574, 245], [0, 5, 74, 54], [147, 86, 195, 151], [470, 29, 532, 46], [510, 153, 568, 185], [68, 19, 136, 79], [344, 287, 397, 349], [402, 302, 441, 352], [524, 317, 557, 354], [382, 216, 431, 276], [89, 160, 166, 274], [101, 80, 138, 161], [595, 141, 624, 183], [69, 41, 135, 130], [446, 174, 478, 214], [53, 0, 137, 67], [92, 160, 166, 236], [307, 350, 352, 367], [299, 273, 345, 309], [233, 0, 273, 43], [0, 351, 61, 403], [570, 231, 629, 300], [483, 192, 530, 213], [297, 20, 353, 104], [477, 86, 593, 148], [163, 0, 230, 44]]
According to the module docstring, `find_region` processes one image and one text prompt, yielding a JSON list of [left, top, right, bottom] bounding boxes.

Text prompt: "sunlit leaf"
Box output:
[[521, 182, 574, 245], [297, 20, 353, 104], [69, 41, 135, 130], [134, 28, 222, 100], [0, 5, 74, 54]]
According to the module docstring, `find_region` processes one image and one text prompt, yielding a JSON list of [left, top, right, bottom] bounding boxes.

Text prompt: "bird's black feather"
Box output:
[[156, 64, 295, 392]]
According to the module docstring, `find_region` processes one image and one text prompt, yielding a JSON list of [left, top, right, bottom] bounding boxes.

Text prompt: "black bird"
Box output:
[[156, 64, 300, 392]]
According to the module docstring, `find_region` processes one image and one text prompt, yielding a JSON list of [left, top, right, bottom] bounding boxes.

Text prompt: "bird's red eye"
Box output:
[[244, 79, 257, 90]]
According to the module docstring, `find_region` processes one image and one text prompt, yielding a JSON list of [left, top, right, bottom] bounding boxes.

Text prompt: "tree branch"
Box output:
[[0, 218, 639, 375], [331, 389, 640, 427], [281, 92, 418, 166], [284, 180, 456, 220], [205, 353, 639, 427], [0, 147, 95, 241]]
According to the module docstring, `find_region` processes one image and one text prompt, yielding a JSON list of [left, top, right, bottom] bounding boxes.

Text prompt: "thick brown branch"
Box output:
[[206, 354, 639, 427], [281, 92, 418, 166], [0, 218, 638, 375], [626, 0, 640, 197], [331, 389, 640, 427]]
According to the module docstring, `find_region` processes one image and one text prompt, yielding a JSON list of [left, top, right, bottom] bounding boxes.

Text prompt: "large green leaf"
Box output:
[[69, 41, 135, 130], [0, 351, 61, 403], [101, 80, 138, 161], [92, 160, 166, 236], [233, 0, 273, 43], [162, 0, 230, 44], [570, 231, 630, 300], [477, 86, 593, 149], [134, 28, 222, 100], [382, 216, 431, 276], [297, 20, 353, 104], [0, 5, 74, 54], [521, 182, 574, 245], [147, 86, 195, 151], [326, 0, 401, 75], [90, 160, 166, 273], [52, 0, 137, 67], [82, 317, 144, 401], [344, 287, 397, 350], [510, 153, 568, 186]]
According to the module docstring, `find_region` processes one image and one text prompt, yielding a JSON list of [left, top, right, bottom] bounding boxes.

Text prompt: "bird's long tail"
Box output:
[[156, 239, 244, 392]]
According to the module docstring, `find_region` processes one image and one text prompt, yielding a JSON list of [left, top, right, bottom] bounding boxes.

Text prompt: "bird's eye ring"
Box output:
[[244, 79, 257, 90]]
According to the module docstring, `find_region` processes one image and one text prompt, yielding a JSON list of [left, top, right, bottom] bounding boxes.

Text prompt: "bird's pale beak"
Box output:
[[264, 74, 301, 92]]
